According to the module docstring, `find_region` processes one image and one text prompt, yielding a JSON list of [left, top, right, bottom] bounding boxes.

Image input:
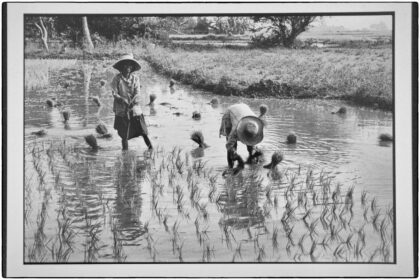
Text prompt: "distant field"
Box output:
[[169, 30, 392, 47]]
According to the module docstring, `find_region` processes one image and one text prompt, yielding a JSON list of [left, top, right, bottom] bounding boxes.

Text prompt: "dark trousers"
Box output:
[[115, 114, 152, 150]]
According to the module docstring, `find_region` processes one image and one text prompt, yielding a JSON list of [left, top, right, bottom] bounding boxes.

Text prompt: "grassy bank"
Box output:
[[25, 40, 392, 110], [142, 44, 392, 110]]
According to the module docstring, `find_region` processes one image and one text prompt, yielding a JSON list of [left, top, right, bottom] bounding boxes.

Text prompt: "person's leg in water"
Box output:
[[227, 142, 238, 168], [122, 138, 128, 150], [143, 135, 153, 150], [246, 145, 254, 163], [227, 143, 245, 175], [115, 115, 129, 151]]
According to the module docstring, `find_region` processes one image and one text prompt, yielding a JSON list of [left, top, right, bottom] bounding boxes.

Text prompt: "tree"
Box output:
[[82, 16, 94, 50], [34, 17, 49, 51], [253, 16, 319, 47]]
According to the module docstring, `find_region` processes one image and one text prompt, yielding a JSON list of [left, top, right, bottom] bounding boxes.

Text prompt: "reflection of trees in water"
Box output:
[[217, 172, 265, 229], [82, 63, 92, 127], [113, 151, 147, 242]]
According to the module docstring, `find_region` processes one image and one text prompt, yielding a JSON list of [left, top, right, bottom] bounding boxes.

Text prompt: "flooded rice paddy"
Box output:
[[24, 59, 394, 263]]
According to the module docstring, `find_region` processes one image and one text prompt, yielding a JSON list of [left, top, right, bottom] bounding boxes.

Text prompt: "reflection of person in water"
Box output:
[[113, 152, 147, 242], [217, 174, 265, 229]]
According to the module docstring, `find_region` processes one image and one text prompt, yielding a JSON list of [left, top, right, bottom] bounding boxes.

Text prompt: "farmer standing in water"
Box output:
[[219, 103, 265, 174], [111, 54, 153, 151]]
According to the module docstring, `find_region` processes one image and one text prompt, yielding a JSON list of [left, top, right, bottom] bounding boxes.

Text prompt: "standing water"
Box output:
[[24, 59, 393, 263]]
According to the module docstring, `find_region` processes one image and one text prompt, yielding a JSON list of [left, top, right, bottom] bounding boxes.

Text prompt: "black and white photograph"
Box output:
[[2, 2, 417, 278]]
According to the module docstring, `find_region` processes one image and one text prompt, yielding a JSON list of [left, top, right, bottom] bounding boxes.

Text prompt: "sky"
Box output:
[[313, 15, 392, 30]]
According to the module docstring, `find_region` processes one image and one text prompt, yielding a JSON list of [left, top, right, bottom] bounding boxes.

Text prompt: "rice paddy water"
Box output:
[[24, 58, 394, 263]]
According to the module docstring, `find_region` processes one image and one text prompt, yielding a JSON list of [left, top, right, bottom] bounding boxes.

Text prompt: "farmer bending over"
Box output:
[[219, 103, 264, 173], [111, 54, 153, 151]]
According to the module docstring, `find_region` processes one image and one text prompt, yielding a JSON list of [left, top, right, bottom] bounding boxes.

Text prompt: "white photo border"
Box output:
[[4, 1, 416, 277]]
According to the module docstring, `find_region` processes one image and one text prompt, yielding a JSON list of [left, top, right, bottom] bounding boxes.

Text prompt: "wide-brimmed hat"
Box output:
[[113, 54, 141, 72], [236, 116, 264, 146]]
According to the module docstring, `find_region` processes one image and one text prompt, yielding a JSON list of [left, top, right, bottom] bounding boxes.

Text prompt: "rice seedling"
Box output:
[[371, 197, 378, 212], [256, 245, 266, 262], [308, 219, 319, 241], [308, 240, 318, 262], [363, 207, 370, 222], [177, 240, 185, 262], [231, 242, 243, 262], [343, 233, 354, 250], [371, 210, 381, 232], [285, 225, 295, 246], [271, 226, 279, 251], [318, 236, 330, 251], [368, 248, 380, 262], [162, 214, 170, 232], [298, 234, 307, 254], [386, 206, 394, 223], [48, 208, 76, 263], [361, 190, 368, 207], [328, 223, 342, 243], [333, 244, 346, 261]]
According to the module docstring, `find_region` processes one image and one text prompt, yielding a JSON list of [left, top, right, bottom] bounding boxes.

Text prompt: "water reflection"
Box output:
[[190, 147, 205, 159], [113, 151, 146, 242], [83, 64, 93, 128], [149, 104, 157, 116], [218, 172, 265, 229]]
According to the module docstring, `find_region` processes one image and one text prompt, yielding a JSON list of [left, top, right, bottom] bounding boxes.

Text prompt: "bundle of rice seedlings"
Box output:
[[192, 111, 201, 120], [263, 151, 284, 169], [91, 96, 101, 106], [191, 131, 209, 148], [287, 132, 297, 144], [169, 79, 176, 88], [247, 147, 264, 164], [210, 98, 219, 105], [379, 133, 393, 142], [62, 81, 72, 89], [85, 134, 99, 150], [31, 129, 47, 137], [332, 107, 347, 114], [148, 94, 157, 105], [96, 123, 108, 135], [259, 104, 268, 117], [96, 123, 112, 138], [46, 99, 55, 107]]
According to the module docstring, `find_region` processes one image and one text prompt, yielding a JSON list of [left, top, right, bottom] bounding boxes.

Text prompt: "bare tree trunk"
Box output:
[[34, 17, 49, 52], [82, 16, 94, 51]]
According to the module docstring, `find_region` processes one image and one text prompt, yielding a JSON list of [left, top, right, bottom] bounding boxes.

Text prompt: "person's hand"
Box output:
[[232, 165, 244, 176], [113, 94, 129, 105]]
